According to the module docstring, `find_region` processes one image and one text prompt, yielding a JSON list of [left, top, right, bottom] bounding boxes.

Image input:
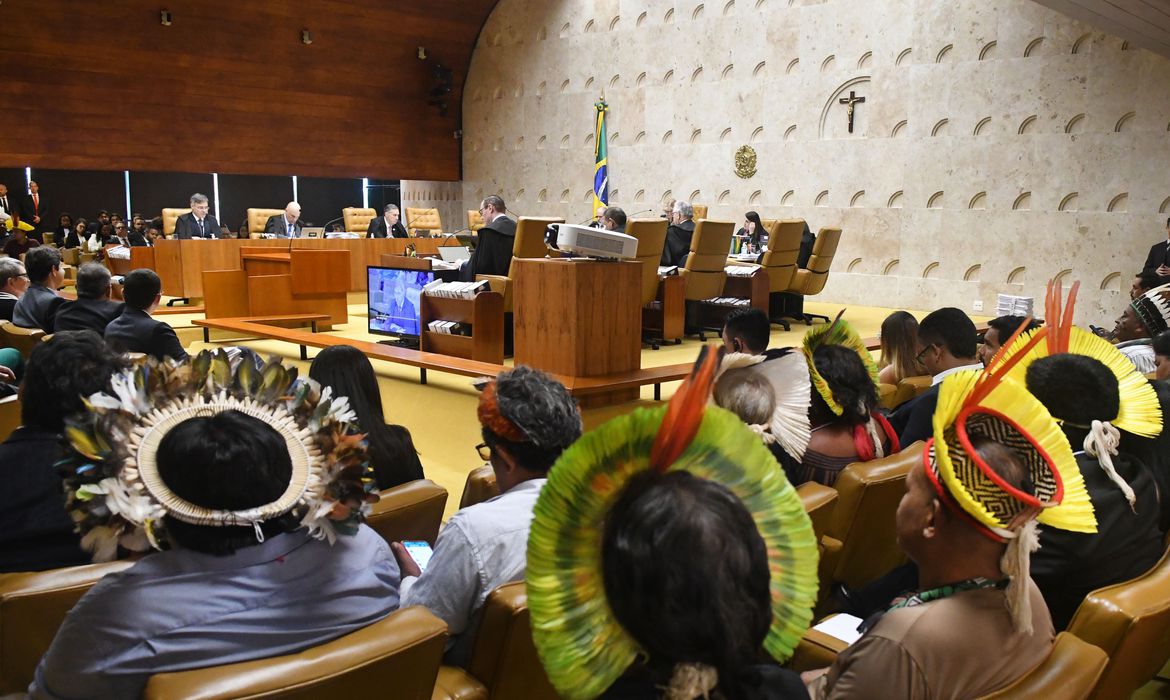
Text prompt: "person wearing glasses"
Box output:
[[389, 366, 581, 665], [887, 307, 983, 446], [0, 257, 30, 322], [459, 195, 516, 281]]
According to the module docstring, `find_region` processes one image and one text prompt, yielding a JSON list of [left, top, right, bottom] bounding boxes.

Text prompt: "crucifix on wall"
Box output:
[[839, 90, 866, 133]]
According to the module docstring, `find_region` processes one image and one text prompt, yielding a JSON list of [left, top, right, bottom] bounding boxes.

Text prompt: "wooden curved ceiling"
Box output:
[[0, 0, 501, 180]]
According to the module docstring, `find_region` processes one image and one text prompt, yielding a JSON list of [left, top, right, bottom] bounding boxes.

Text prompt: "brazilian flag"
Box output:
[[592, 98, 609, 217]]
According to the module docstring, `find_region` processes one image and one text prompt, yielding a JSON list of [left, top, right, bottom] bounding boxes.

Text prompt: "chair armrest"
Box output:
[[431, 665, 489, 700], [789, 622, 851, 672]]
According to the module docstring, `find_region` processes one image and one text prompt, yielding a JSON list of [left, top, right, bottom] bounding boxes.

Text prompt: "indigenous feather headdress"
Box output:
[[1131, 282, 1170, 336], [712, 350, 812, 459], [526, 346, 819, 700], [58, 350, 378, 562], [996, 280, 1162, 506], [801, 311, 880, 416], [926, 322, 1097, 633]]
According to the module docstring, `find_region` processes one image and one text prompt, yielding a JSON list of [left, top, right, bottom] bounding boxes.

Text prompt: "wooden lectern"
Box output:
[[512, 258, 642, 407], [202, 246, 350, 325]]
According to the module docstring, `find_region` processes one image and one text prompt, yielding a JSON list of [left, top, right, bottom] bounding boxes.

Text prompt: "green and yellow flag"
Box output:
[[592, 98, 609, 217]]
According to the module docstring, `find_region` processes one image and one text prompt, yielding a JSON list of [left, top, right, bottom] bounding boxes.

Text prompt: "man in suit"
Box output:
[[12, 246, 65, 332], [600, 206, 627, 233], [173, 193, 220, 239], [53, 263, 125, 334], [18, 180, 48, 233], [105, 269, 189, 361], [265, 202, 303, 238], [0, 258, 29, 322], [460, 195, 516, 281], [660, 200, 695, 268], [1141, 217, 1170, 279], [367, 204, 408, 238], [0, 183, 14, 230]]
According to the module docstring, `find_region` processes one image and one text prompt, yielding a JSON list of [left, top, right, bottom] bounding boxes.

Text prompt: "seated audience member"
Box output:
[[3, 226, 39, 258], [0, 257, 29, 321], [173, 193, 220, 239], [978, 315, 1042, 366], [53, 262, 124, 333], [264, 201, 303, 238], [735, 210, 767, 251], [1113, 284, 1170, 373], [460, 195, 516, 281], [309, 345, 423, 489], [0, 332, 127, 572], [128, 223, 153, 247], [721, 307, 788, 359], [368, 203, 408, 238], [888, 307, 982, 445], [53, 213, 73, 247], [877, 310, 924, 384], [31, 354, 400, 699], [92, 210, 112, 232], [524, 349, 818, 699], [806, 369, 1096, 698], [111, 222, 131, 246], [104, 269, 189, 361], [797, 221, 817, 268], [1141, 217, 1170, 278], [12, 246, 65, 332], [392, 366, 582, 665], [600, 206, 627, 233], [660, 200, 695, 268], [1155, 331, 1170, 381], [130, 213, 146, 237], [1133, 270, 1161, 300], [65, 220, 86, 248]]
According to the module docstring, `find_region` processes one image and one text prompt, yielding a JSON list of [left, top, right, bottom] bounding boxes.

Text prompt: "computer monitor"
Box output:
[[367, 266, 434, 340]]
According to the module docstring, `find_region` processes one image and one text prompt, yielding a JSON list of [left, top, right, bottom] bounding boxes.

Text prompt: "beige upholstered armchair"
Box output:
[[161, 208, 191, 238], [342, 207, 376, 236], [246, 208, 285, 239], [404, 207, 442, 237]]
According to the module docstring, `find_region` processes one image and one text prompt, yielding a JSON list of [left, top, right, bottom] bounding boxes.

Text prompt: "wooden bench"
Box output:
[[193, 317, 692, 399], [199, 314, 330, 360]]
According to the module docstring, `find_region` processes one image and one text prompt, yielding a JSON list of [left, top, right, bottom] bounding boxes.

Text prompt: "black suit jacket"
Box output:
[[265, 215, 303, 238], [53, 297, 125, 334], [0, 194, 14, 221], [128, 231, 152, 247], [367, 217, 408, 239], [660, 219, 695, 267], [18, 193, 48, 230], [105, 307, 189, 361], [1142, 241, 1170, 277], [462, 216, 517, 280], [887, 384, 940, 447], [173, 213, 220, 239], [0, 296, 16, 322]]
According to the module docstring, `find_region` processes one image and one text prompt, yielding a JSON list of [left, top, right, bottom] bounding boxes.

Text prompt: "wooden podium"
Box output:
[[202, 247, 350, 325], [513, 258, 642, 407]]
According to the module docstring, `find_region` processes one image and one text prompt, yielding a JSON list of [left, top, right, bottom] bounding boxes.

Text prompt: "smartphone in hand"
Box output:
[[402, 540, 434, 571]]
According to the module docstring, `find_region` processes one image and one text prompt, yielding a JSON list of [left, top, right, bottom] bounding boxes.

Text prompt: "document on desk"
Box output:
[[812, 613, 866, 646]]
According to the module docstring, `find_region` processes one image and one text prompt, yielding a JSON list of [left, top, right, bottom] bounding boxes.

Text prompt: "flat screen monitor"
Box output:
[[367, 266, 434, 339]]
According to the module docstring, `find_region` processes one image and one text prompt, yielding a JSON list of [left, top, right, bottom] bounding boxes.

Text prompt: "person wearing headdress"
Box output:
[[998, 281, 1163, 630], [805, 336, 1098, 699], [1112, 282, 1170, 373], [391, 366, 582, 666], [526, 347, 819, 699], [31, 351, 398, 699]]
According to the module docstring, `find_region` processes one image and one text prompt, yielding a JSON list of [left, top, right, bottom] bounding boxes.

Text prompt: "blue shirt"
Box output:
[[30, 525, 400, 699]]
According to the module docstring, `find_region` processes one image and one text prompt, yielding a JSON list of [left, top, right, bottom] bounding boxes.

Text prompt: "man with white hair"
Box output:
[[660, 200, 695, 267], [265, 202, 303, 238], [173, 193, 220, 239], [367, 203, 408, 238]]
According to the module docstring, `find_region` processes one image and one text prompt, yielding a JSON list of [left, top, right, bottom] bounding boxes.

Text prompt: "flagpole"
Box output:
[[593, 95, 609, 219]]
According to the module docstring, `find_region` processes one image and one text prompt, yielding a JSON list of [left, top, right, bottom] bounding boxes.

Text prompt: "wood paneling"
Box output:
[[0, 0, 500, 180]]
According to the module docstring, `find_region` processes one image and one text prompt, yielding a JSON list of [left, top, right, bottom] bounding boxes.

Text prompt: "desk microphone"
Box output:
[[405, 211, 433, 237], [322, 215, 345, 233], [440, 227, 472, 245], [625, 208, 655, 219]]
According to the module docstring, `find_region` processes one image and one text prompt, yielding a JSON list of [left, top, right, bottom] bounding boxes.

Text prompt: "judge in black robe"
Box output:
[[461, 204, 517, 281]]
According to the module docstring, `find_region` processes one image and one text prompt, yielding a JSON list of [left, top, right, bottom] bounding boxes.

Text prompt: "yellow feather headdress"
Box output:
[[801, 311, 879, 416]]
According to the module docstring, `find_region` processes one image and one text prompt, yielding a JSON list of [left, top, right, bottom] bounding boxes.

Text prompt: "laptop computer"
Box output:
[[302, 227, 325, 238], [437, 246, 471, 262]]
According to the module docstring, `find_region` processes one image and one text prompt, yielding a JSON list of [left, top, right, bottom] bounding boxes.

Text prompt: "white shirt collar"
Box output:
[[932, 362, 984, 386]]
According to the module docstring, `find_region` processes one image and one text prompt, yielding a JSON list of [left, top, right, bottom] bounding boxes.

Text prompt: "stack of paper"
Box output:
[[422, 280, 489, 300], [704, 297, 751, 307], [724, 265, 760, 276], [426, 320, 471, 336], [995, 294, 1034, 317]]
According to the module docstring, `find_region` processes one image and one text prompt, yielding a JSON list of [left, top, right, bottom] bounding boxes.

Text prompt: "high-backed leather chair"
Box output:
[[1066, 547, 1170, 699], [785, 227, 842, 324], [0, 320, 46, 359], [679, 220, 735, 338], [819, 443, 919, 596], [459, 465, 499, 510], [978, 632, 1108, 699], [161, 207, 191, 238], [0, 561, 132, 693], [430, 582, 558, 700], [142, 606, 448, 700], [467, 209, 485, 232], [899, 375, 933, 399], [343, 207, 376, 235], [476, 217, 562, 313], [691, 204, 708, 221], [797, 481, 839, 546], [365, 479, 449, 547], [756, 219, 805, 330], [627, 218, 671, 347], [247, 208, 285, 239], [0, 395, 19, 443], [405, 207, 443, 237]]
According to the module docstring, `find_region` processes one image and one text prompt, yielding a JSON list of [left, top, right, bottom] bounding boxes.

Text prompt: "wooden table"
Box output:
[[203, 247, 351, 325]]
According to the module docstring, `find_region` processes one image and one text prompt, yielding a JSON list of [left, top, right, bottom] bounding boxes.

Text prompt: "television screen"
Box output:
[[368, 266, 434, 338]]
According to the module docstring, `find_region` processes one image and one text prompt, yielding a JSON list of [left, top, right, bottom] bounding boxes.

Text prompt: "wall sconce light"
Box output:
[[160, 9, 172, 26], [417, 46, 427, 60], [301, 29, 313, 45]]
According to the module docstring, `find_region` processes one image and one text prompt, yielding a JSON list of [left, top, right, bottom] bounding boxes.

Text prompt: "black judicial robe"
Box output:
[[660, 219, 695, 268], [462, 216, 517, 281]]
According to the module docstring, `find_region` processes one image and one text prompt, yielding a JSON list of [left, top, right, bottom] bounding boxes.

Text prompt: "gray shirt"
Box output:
[[30, 525, 400, 699], [12, 283, 63, 332], [400, 477, 545, 665]]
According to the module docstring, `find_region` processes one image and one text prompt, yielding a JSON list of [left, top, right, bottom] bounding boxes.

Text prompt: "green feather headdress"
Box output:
[[58, 349, 378, 562], [801, 311, 880, 415]]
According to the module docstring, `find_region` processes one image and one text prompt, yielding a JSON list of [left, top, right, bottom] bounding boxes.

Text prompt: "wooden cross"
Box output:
[[839, 90, 866, 133]]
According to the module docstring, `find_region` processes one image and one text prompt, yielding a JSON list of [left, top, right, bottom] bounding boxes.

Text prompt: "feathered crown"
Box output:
[[526, 346, 818, 699], [58, 350, 378, 562], [1131, 282, 1170, 336], [801, 311, 880, 416], [712, 350, 812, 459]]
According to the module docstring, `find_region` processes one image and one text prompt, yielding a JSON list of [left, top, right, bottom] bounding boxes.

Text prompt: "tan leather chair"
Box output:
[[627, 218, 671, 347], [679, 220, 735, 339], [0, 395, 19, 443], [797, 481, 839, 546], [0, 561, 132, 693], [785, 227, 842, 324], [142, 606, 448, 700], [978, 632, 1108, 699], [405, 207, 443, 237], [161, 207, 191, 237], [343, 207, 377, 235], [459, 465, 499, 510], [1066, 547, 1170, 699], [467, 209, 485, 232], [691, 204, 708, 220], [0, 320, 46, 359], [899, 375, 933, 400], [431, 582, 558, 700], [247, 208, 285, 239], [365, 479, 448, 547], [755, 219, 805, 330], [818, 443, 919, 598], [476, 217, 562, 313]]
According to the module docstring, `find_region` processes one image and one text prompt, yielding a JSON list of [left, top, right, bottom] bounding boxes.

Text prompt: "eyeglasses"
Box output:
[[915, 343, 937, 365], [475, 442, 493, 461]]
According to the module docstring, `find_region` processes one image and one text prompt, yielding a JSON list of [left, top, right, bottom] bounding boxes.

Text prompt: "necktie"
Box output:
[[287, 221, 292, 236], [1, 197, 7, 211], [33, 194, 38, 213], [198, 219, 204, 237]]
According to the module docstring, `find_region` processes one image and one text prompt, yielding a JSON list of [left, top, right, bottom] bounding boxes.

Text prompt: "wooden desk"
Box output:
[[513, 258, 642, 407], [203, 247, 350, 325]]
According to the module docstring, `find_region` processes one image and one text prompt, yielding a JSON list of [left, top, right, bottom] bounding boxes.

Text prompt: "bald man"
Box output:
[[264, 202, 303, 238]]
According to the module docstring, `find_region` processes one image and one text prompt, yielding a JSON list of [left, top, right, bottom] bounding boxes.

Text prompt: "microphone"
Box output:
[[404, 210, 433, 237], [624, 208, 655, 219], [322, 215, 345, 233], [440, 227, 472, 245]]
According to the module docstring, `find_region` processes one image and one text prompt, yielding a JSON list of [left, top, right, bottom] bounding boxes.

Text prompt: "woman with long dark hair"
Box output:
[[877, 311, 925, 384], [309, 345, 424, 489], [735, 211, 768, 252]]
